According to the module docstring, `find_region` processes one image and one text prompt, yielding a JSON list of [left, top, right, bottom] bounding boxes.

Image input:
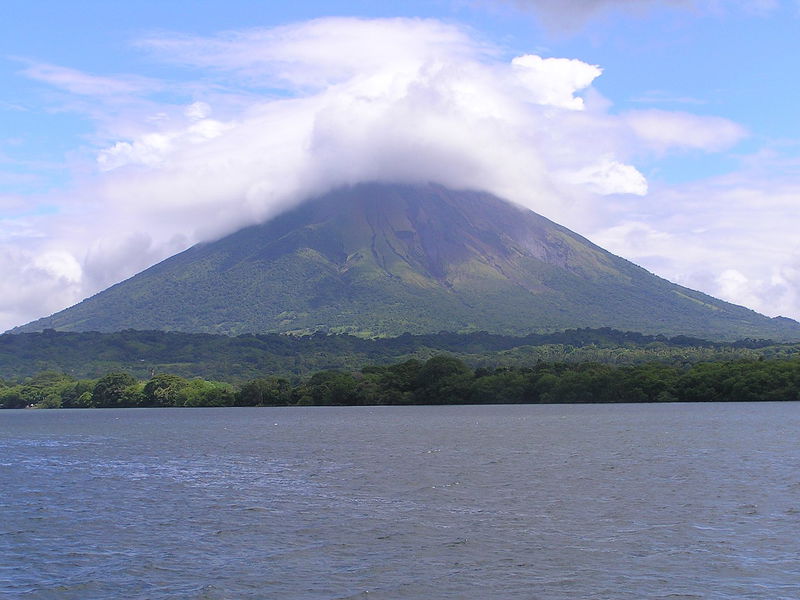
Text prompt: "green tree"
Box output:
[[0, 386, 26, 409], [237, 377, 292, 406], [91, 372, 139, 407], [176, 379, 235, 407], [413, 355, 473, 404], [60, 379, 95, 408], [297, 370, 361, 405], [19, 371, 75, 407], [364, 359, 422, 404], [143, 374, 189, 407], [469, 370, 527, 404], [36, 394, 63, 409]]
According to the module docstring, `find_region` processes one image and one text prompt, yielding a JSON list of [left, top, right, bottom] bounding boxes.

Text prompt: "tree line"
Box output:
[[3, 354, 800, 409], [2, 327, 798, 382]]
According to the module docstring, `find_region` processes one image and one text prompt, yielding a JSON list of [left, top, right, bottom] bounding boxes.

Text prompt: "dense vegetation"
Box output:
[[2, 328, 799, 382], [3, 354, 800, 409], [16, 184, 800, 341]]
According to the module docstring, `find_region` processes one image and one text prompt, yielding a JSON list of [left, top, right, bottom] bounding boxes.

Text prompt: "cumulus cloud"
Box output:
[[559, 159, 648, 195], [590, 170, 800, 320], [510, 55, 602, 109], [0, 17, 765, 331], [0, 244, 83, 333]]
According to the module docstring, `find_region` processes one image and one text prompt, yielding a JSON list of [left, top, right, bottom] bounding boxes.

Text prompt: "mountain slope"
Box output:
[[14, 183, 800, 341]]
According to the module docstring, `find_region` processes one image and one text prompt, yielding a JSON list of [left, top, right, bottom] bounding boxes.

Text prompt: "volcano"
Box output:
[[14, 183, 800, 341]]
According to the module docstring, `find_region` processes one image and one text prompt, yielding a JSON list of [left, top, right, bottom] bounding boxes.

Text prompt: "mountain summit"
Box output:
[[14, 183, 800, 340]]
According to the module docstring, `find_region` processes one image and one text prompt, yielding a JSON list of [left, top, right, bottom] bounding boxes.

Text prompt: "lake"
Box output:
[[2, 403, 800, 599]]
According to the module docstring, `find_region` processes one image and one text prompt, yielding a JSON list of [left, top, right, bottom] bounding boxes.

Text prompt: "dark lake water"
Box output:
[[2, 403, 800, 599]]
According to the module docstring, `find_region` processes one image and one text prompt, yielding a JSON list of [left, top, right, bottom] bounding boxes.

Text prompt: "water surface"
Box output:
[[2, 403, 800, 599]]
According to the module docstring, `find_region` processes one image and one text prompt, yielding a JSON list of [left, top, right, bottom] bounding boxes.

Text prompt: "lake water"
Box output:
[[2, 403, 800, 599]]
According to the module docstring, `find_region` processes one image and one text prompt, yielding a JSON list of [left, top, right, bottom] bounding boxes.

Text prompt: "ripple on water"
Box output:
[[2, 403, 800, 599]]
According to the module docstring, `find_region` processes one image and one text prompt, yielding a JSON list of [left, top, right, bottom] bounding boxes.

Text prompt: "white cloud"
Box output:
[[715, 268, 764, 311], [0, 244, 84, 333], [498, 0, 692, 28], [624, 109, 747, 152], [560, 159, 649, 195], [511, 55, 602, 109], [137, 18, 490, 90], [19, 61, 157, 96], [0, 195, 26, 211], [185, 101, 212, 120], [590, 172, 800, 320], [489, 0, 789, 30], [2, 16, 783, 332], [34, 251, 82, 284], [96, 114, 230, 171]]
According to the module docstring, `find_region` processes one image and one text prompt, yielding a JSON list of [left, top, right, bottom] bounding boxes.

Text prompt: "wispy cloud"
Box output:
[[18, 60, 159, 97], [624, 109, 747, 152], [493, 0, 692, 29], [492, 0, 789, 29], [137, 18, 494, 90], [629, 90, 707, 105], [0, 100, 29, 112]]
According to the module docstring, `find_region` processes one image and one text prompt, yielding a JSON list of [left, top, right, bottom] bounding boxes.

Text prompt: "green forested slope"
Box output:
[[13, 183, 800, 341], [2, 328, 798, 382]]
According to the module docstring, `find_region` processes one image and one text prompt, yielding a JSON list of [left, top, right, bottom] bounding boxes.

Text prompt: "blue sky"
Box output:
[[2, 0, 800, 331]]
